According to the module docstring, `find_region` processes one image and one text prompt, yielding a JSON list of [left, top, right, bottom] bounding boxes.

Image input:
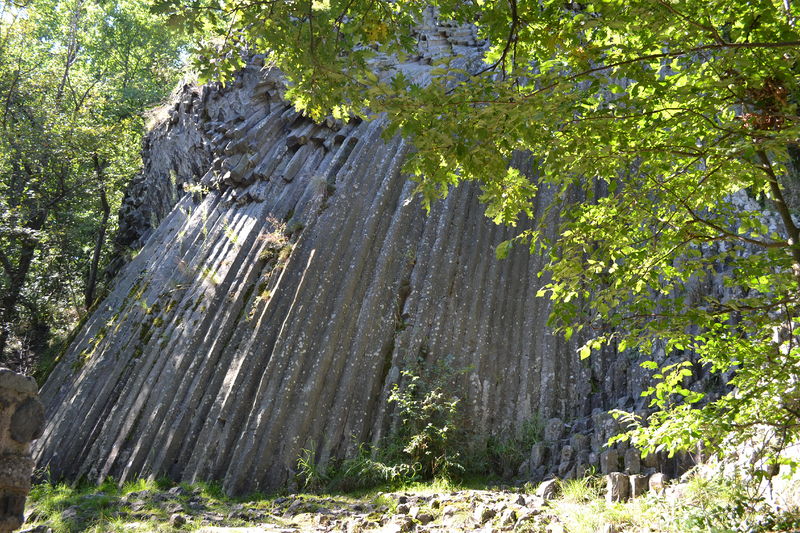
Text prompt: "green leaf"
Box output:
[[495, 240, 513, 259]]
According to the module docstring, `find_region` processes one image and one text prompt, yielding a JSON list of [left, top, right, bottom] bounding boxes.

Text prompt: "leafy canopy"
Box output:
[[156, 0, 800, 459], [0, 0, 187, 372]]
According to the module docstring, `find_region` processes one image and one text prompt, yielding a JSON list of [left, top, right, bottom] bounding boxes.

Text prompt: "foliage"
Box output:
[[28, 476, 284, 532], [26, 472, 800, 532], [0, 0, 187, 371], [296, 362, 466, 493], [653, 472, 800, 532], [27, 477, 172, 532], [296, 446, 330, 491], [298, 359, 541, 493], [332, 444, 419, 491], [482, 416, 543, 478], [536, 471, 800, 533], [156, 0, 800, 462], [558, 476, 603, 504], [388, 366, 464, 480]]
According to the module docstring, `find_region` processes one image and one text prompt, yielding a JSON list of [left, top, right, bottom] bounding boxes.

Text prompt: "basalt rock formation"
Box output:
[[35, 18, 662, 495], [0, 368, 44, 533]]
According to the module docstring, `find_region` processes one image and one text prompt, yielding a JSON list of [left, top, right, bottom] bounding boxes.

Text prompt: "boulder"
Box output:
[[624, 448, 641, 475], [559, 445, 575, 465], [606, 472, 630, 503], [630, 474, 649, 498], [600, 449, 619, 474], [170, 513, 187, 527], [649, 473, 669, 494], [642, 452, 659, 469], [569, 433, 589, 453], [544, 418, 565, 443], [557, 445, 576, 478], [530, 442, 550, 468], [498, 508, 517, 526], [536, 479, 560, 501], [473, 505, 496, 524]]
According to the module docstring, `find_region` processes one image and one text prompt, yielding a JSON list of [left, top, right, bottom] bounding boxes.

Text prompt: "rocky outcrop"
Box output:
[[106, 74, 262, 278], [35, 16, 667, 494], [0, 368, 44, 533]]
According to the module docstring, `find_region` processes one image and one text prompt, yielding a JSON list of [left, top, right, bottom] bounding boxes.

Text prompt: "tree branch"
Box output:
[[520, 40, 800, 102], [0, 248, 13, 277], [757, 149, 800, 281]]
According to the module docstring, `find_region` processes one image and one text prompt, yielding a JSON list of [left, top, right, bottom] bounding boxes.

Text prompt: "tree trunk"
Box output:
[[757, 150, 800, 283], [0, 210, 48, 359], [84, 157, 109, 309]]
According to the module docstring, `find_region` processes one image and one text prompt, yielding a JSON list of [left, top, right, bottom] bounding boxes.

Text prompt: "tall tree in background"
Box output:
[[0, 0, 186, 373], [157, 0, 800, 462]]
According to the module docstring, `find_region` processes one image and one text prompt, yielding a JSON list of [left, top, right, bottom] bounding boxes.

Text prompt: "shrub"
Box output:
[[388, 364, 465, 481]]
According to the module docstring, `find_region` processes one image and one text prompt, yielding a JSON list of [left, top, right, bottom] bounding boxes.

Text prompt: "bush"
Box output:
[[297, 359, 545, 492], [387, 368, 464, 480]]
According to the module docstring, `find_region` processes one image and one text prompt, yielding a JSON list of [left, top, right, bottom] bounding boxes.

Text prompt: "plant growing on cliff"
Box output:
[[159, 0, 800, 462], [388, 368, 464, 480]]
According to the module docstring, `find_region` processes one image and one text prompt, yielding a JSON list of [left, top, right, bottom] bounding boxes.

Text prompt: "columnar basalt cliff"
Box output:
[[35, 21, 665, 495]]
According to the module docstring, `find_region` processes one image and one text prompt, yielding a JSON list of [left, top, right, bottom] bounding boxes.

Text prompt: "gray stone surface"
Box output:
[[600, 449, 620, 474], [606, 472, 630, 503], [543, 418, 565, 443], [569, 433, 589, 453], [624, 448, 641, 475], [34, 46, 610, 492], [10, 397, 45, 443], [630, 474, 649, 498], [473, 505, 495, 524], [649, 473, 669, 494], [536, 479, 559, 501], [530, 443, 550, 468]]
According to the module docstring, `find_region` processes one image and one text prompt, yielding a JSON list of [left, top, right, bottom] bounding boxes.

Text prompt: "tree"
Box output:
[[156, 0, 800, 462], [0, 0, 186, 371]]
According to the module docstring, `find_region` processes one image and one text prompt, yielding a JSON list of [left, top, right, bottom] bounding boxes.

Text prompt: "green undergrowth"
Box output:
[[528, 474, 800, 533], [25, 471, 800, 533], [26, 476, 271, 533], [295, 362, 545, 494], [26, 472, 511, 533], [24, 470, 800, 533]]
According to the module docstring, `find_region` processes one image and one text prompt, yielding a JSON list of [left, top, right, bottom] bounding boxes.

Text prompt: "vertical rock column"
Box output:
[[0, 368, 44, 533]]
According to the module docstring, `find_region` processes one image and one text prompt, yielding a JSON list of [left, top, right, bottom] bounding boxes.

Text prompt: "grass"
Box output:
[[25, 472, 498, 533], [540, 472, 800, 533], [25, 476, 278, 533], [24, 469, 800, 532]]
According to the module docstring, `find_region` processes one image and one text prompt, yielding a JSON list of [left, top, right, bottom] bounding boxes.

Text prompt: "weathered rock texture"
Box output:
[[0, 368, 44, 533], [35, 18, 662, 494]]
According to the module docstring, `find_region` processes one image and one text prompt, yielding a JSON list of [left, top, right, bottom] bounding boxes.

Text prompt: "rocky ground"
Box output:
[[21, 473, 669, 533], [22, 482, 566, 532], [19, 468, 800, 533]]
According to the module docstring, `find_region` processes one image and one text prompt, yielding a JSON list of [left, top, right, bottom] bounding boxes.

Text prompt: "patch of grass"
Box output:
[[482, 417, 543, 479], [332, 450, 418, 492], [370, 492, 398, 514], [25, 477, 201, 533], [120, 478, 161, 495], [297, 446, 331, 491], [559, 476, 602, 503], [541, 471, 800, 533]]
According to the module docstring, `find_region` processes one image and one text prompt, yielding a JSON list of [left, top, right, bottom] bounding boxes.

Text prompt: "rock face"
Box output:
[[34, 18, 662, 494], [0, 368, 44, 533]]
